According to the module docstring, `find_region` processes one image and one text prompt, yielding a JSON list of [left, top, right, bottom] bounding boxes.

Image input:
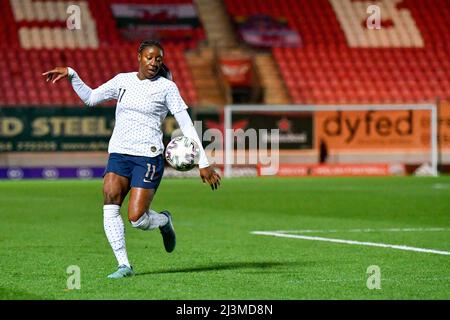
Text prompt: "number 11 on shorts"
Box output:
[[144, 164, 156, 182]]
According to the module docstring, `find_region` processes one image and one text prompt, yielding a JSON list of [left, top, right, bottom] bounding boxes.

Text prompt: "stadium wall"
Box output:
[[1, 101, 449, 179]]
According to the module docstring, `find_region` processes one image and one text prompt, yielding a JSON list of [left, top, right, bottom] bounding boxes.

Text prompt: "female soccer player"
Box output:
[[43, 40, 221, 279]]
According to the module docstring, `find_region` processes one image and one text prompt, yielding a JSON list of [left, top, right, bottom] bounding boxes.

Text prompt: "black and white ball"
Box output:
[[165, 136, 200, 171]]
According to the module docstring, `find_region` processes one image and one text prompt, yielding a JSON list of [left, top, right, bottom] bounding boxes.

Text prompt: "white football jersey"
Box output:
[[70, 70, 188, 157]]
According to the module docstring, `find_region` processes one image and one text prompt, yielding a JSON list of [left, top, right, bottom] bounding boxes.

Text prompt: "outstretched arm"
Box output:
[[42, 67, 118, 107], [174, 110, 221, 190]]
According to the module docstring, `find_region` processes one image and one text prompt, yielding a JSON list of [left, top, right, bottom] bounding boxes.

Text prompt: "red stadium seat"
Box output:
[[1, 0, 449, 106], [223, 0, 450, 104], [0, 0, 202, 107]]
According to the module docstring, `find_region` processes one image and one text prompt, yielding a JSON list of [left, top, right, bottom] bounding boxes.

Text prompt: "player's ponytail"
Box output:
[[160, 63, 173, 81]]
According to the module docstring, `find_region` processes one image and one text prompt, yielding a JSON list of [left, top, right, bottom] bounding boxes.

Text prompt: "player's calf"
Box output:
[[130, 209, 176, 253], [130, 209, 169, 231]]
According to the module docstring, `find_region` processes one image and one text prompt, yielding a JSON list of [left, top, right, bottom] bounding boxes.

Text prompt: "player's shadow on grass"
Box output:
[[136, 261, 304, 276]]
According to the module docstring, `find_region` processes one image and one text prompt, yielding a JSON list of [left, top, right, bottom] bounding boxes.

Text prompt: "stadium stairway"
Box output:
[[254, 53, 291, 105], [193, 0, 293, 106], [194, 0, 238, 49], [185, 46, 228, 107]]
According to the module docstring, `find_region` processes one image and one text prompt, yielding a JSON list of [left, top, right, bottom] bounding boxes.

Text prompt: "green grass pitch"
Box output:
[[0, 176, 449, 300]]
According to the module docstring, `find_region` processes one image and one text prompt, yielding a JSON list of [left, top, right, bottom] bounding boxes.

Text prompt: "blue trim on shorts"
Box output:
[[104, 153, 164, 190]]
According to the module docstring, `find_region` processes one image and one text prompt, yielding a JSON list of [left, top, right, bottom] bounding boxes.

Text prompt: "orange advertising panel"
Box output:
[[315, 110, 431, 151], [258, 163, 405, 176]]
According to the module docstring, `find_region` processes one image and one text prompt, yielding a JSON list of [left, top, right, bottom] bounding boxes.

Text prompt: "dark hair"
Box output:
[[138, 40, 163, 54], [138, 40, 172, 81]]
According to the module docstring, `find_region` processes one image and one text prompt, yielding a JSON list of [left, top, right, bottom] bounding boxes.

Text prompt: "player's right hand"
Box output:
[[42, 67, 68, 83], [200, 166, 221, 191]]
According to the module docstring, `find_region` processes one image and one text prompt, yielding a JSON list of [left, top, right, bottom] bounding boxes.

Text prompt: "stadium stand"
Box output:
[[224, 0, 450, 104], [0, 0, 448, 106], [0, 0, 201, 106], [0, 0, 449, 173]]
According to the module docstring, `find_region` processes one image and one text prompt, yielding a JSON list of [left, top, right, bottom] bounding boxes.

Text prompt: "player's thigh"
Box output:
[[128, 188, 156, 222], [127, 155, 164, 221], [103, 153, 133, 205], [103, 172, 130, 205]]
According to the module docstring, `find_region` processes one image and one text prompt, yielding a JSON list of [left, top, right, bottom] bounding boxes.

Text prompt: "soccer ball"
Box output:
[[165, 136, 200, 171]]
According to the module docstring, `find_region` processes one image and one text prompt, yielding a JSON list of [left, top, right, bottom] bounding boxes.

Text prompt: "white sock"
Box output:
[[131, 209, 168, 231], [103, 205, 131, 268]]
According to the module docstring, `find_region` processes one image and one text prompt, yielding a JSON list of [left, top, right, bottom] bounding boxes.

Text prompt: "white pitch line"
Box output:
[[271, 227, 450, 234], [433, 184, 450, 189], [251, 231, 450, 256]]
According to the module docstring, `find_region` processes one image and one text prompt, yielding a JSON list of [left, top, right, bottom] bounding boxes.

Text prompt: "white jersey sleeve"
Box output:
[[174, 110, 210, 169], [165, 81, 188, 115], [68, 67, 119, 107]]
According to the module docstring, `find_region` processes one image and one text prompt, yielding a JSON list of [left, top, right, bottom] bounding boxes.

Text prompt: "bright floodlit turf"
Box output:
[[0, 176, 449, 299]]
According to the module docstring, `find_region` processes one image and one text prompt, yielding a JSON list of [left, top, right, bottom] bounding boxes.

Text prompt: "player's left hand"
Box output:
[[42, 67, 68, 83], [199, 166, 221, 190]]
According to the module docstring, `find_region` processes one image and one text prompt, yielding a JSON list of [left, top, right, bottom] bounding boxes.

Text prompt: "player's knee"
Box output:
[[103, 186, 123, 205], [128, 210, 143, 223]]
